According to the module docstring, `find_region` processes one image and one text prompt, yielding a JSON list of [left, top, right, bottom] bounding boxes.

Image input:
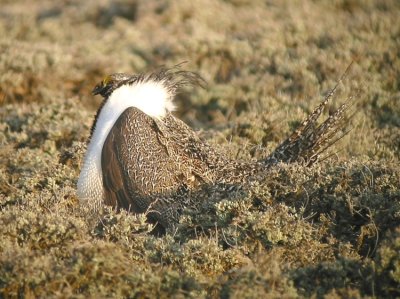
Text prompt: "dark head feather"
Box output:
[[92, 73, 132, 98], [88, 65, 205, 141]]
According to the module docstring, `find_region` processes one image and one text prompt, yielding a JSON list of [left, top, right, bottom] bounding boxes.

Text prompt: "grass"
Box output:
[[0, 0, 399, 298]]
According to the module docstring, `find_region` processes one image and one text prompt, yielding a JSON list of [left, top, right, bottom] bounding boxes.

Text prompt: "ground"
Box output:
[[0, 0, 399, 298]]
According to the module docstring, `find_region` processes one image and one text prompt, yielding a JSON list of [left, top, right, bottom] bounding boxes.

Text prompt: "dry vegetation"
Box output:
[[0, 0, 399, 298]]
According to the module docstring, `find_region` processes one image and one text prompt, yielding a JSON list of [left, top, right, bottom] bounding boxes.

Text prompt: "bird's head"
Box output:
[[92, 73, 131, 97]]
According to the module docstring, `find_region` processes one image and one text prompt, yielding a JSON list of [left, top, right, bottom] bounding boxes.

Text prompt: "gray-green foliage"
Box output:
[[1, 0, 399, 298]]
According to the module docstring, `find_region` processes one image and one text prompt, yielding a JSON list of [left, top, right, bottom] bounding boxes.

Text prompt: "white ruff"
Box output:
[[77, 81, 175, 208]]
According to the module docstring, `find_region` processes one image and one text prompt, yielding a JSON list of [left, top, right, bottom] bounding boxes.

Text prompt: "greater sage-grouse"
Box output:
[[77, 66, 353, 229]]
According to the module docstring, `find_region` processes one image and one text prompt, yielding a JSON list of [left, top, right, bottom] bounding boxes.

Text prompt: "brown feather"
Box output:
[[94, 64, 357, 230]]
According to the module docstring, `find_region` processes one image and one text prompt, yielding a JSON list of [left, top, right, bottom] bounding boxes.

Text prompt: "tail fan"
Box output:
[[264, 62, 357, 167]]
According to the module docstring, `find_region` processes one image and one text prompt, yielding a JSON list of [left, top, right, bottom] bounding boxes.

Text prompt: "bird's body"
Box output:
[[78, 77, 179, 211], [78, 66, 353, 229], [78, 69, 242, 226]]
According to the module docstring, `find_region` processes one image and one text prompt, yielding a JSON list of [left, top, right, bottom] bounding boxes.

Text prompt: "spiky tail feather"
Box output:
[[264, 62, 357, 167]]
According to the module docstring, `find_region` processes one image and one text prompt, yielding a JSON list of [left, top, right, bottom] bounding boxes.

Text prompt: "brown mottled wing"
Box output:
[[155, 113, 223, 180], [101, 128, 130, 209], [101, 107, 203, 214], [159, 113, 262, 183]]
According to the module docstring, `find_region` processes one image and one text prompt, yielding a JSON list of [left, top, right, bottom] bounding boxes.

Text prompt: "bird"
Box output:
[[77, 65, 354, 229]]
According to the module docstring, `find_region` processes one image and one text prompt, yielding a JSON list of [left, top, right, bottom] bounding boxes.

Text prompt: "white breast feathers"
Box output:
[[77, 80, 175, 209]]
